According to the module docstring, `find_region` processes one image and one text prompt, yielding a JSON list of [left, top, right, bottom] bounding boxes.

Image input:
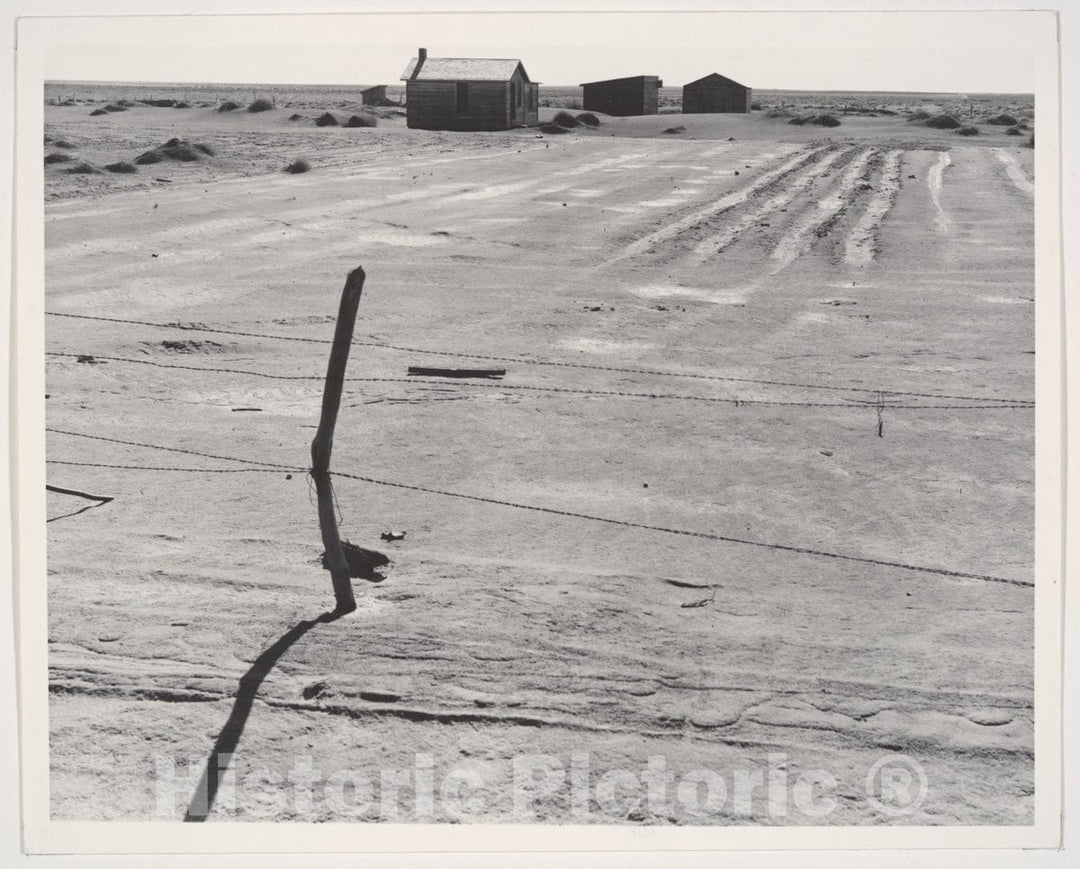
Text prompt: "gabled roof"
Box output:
[[400, 56, 532, 83], [684, 72, 749, 90], [579, 75, 662, 87]]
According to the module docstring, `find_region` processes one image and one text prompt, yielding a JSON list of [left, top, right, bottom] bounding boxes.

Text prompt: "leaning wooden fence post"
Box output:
[[311, 266, 366, 614]]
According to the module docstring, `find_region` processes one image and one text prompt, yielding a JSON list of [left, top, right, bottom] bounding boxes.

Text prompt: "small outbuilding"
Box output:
[[400, 47, 539, 131], [682, 73, 752, 114], [360, 85, 389, 106], [580, 75, 662, 116]]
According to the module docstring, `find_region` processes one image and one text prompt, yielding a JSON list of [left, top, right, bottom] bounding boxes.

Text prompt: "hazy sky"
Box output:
[[37, 10, 1045, 93]]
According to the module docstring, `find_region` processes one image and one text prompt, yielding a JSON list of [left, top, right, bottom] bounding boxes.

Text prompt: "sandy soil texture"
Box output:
[[44, 92, 1035, 824]]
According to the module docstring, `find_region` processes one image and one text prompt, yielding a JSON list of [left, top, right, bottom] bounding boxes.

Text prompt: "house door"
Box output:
[[510, 80, 520, 124]]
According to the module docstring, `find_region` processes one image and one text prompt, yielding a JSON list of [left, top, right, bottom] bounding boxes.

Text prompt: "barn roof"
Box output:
[[684, 72, 750, 90], [401, 56, 532, 83], [580, 75, 661, 87]]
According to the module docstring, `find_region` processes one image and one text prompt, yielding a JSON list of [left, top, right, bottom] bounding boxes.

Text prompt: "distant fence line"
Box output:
[[44, 312, 1034, 406]]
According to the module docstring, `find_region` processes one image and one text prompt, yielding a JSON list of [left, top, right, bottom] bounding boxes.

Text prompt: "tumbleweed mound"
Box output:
[[134, 138, 214, 165]]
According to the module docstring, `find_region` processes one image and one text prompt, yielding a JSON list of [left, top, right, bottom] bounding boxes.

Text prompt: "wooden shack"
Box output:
[[400, 47, 539, 131], [360, 85, 388, 106], [580, 75, 662, 116], [682, 73, 752, 114]]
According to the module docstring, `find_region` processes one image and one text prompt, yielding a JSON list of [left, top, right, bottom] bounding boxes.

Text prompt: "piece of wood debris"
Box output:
[[407, 366, 505, 380]]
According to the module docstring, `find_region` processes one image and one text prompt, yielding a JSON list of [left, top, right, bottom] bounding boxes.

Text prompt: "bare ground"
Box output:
[[44, 96, 1035, 824]]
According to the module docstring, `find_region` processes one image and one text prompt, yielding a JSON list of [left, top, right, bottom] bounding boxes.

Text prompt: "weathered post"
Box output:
[[311, 266, 366, 614]]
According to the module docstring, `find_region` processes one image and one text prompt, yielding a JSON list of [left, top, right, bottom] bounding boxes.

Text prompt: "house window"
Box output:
[[456, 82, 469, 112]]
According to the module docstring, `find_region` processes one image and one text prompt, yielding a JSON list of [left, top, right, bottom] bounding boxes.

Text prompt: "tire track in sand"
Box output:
[[928, 151, 952, 233], [599, 144, 831, 268], [844, 149, 904, 266], [994, 149, 1035, 197], [769, 147, 875, 271], [688, 146, 850, 263]]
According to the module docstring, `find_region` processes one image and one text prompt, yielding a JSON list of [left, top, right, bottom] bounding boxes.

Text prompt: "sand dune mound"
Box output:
[[134, 138, 215, 165], [344, 114, 376, 128]]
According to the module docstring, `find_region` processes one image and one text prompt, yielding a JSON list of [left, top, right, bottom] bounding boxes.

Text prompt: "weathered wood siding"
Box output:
[[581, 76, 659, 116], [682, 78, 751, 114], [406, 67, 536, 130]]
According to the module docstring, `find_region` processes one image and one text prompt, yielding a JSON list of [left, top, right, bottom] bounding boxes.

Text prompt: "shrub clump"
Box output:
[[104, 161, 138, 174], [344, 113, 376, 127], [44, 152, 74, 164], [956, 125, 980, 136], [1005, 126, 1023, 136], [315, 112, 339, 127], [662, 125, 686, 134], [789, 114, 839, 127], [288, 112, 303, 121], [539, 123, 569, 134], [907, 110, 932, 122], [750, 101, 762, 111], [103, 103, 128, 113], [766, 108, 793, 118], [134, 138, 213, 164], [145, 99, 177, 108], [924, 114, 962, 129], [575, 112, 600, 127], [89, 108, 108, 116], [553, 110, 579, 128], [66, 161, 99, 174], [217, 101, 241, 112], [247, 98, 273, 113], [285, 158, 311, 174], [986, 114, 1018, 126], [174, 101, 190, 109]]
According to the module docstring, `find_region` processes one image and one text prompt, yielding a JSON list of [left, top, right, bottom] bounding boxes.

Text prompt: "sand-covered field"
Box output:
[[44, 85, 1036, 824]]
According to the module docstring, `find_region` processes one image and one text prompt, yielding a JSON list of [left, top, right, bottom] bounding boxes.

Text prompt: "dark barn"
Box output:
[[400, 47, 539, 131], [580, 75, 662, 116], [682, 73, 752, 114], [360, 85, 389, 106]]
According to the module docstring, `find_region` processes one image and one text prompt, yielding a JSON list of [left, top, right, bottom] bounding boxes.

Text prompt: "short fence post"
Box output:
[[310, 266, 366, 613]]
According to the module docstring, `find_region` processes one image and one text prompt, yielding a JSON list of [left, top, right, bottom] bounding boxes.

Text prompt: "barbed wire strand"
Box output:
[[45, 429, 1032, 588], [44, 352, 1034, 411], [44, 311, 1031, 404]]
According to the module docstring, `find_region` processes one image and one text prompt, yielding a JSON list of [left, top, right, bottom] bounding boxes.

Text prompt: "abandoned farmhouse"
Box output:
[[400, 47, 540, 131], [392, 48, 752, 125], [580, 75, 662, 116]]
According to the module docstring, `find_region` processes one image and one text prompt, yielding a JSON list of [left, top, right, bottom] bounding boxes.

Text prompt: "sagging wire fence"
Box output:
[[45, 296, 1035, 595], [45, 427, 1033, 589], [45, 311, 1034, 406], [43, 350, 1034, 411]]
